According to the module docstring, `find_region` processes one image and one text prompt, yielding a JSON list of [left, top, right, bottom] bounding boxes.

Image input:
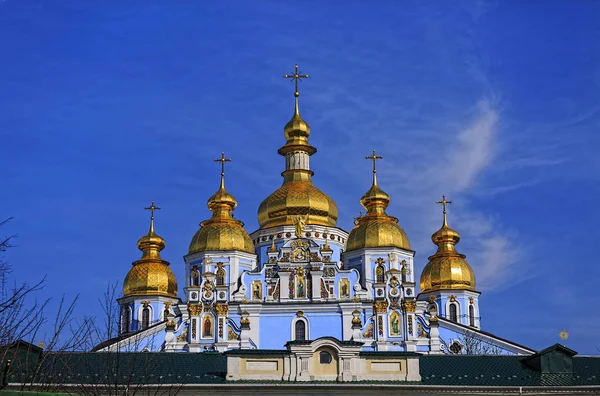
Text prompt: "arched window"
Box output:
[[120, 307, 130, 334], [216, 267, 225, 286], [142, 307, 150, 329], [449, 303, 457, 322], [469, 305, 475, 327], [163, 308, 170, 322], [191, 265, 200, 286], [295, 320, 306, 341], [319, 351, 332, 364], [375, 265, 385, 283]]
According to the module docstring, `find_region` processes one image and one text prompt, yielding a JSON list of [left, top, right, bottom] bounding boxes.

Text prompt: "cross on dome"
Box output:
[[283, 64, 309, 98], [284, 64, 309, 117], [144, 200, 161, 233], [365, 149, 383, 185], [436, 194, 452, 227], [214, 151, 232, 188]]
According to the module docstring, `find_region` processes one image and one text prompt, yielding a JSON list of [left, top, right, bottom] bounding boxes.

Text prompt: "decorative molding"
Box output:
[[188, 304, 202, 316], [401, 299, 417, 313], [373, 301, 388, 313], [214, 303, 229, 316]]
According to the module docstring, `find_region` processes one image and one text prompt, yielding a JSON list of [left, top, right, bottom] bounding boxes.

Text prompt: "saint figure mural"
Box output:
[[297, 279, 305, 298], [390, 312, 401, 336], [340, 279, 350, 298], [202, 316, 213, 338], [252, 281, 262, 300]]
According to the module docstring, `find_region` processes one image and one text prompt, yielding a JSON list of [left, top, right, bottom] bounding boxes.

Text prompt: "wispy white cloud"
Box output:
[[384, 99, 527, 291]]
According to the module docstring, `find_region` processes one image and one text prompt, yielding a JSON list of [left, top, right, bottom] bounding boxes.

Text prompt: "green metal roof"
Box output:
[[419, 355, 600, 386], [5, 352, 227, 385], [5, 349, 600, 387]]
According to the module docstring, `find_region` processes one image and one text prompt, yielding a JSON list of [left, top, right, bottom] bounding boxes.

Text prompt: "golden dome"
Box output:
[[123, 203, 178, 298], [283, 113, 311, 150], [346, 153, 410, 252], [258, 171, 338, 228], [258, 66, 337, 229], [189, 157, 254, 255], [419, 197, 477, 293]]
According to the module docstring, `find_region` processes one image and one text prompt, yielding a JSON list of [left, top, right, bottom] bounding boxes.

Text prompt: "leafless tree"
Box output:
[[455, 330, 504, 355], [1, 219, 182, 394], [1, 217, 93, 389]]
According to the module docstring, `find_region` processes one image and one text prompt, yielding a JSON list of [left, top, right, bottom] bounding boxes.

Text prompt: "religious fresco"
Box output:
[[252, 280, 262, 300], [201, 315, 214, 339], [296, 267, 306, 298], [389, 311, 401, 337], [339, 278, 350, 298]]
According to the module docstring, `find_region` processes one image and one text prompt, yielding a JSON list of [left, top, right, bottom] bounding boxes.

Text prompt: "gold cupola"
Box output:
[[189, 152, 254, 254], [346, 150, 410, 252], [257, 65, 338, 229], [123, 201, 178, 298], [420, 196, 477, 293]]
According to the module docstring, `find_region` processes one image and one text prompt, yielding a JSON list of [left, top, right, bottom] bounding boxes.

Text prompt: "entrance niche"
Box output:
[[311, 346, 338, 380]]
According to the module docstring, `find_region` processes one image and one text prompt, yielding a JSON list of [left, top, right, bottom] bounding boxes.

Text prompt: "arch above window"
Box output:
[[142, 307, 150, 329], [295, 320, 306, 341], [291, 317, 309, 341], [375, 264, 385, 283], [216, 266, 226, 286], [449, 303, 458, 322], [469, 304, 475, 327], [120, 306, 131, 334]]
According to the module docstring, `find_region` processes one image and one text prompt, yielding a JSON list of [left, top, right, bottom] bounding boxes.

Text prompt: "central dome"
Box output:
[[258, 171, 338, 229], [258, 74, 337, 230]]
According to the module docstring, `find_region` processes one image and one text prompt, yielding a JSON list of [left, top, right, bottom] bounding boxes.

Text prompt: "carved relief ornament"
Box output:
[[401, 299, 417, 313]]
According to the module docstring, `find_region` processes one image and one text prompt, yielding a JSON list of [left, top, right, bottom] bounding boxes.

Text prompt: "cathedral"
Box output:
[[102, 66, 533, 356]]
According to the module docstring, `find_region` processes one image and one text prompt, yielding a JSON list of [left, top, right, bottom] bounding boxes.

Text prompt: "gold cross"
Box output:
[[284, 64, 309, 97], [436, 195, 452, 226], [365, 149, 384, 174], [144, 200, 161, 220], [436, 194, 452, 214], [214, 152, 232, 177], [144, 200, 161, 233]]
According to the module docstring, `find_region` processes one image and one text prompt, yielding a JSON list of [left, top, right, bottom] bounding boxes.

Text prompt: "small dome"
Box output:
[[420, 253, 476, 293], [189, 221, 254, 254], [346, 168, 410, 252], [419, 199, 477, 293], [123, 208, 178, 298], [346, 218, 410, 251], [123, 260, 178, 297], [284, 113, 310, 144], [189, 168, 254, 255]]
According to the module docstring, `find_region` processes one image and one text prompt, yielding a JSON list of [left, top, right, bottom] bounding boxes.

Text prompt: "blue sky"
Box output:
[[1, 1, 599, 353]]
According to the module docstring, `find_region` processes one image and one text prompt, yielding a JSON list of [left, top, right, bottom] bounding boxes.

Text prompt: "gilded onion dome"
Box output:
[[257, 65, 338, 229], [123, 202, 178, 298], [420, 196, 477, 293], [189, 153, 254, 254], [346, 151, 410, 252]]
